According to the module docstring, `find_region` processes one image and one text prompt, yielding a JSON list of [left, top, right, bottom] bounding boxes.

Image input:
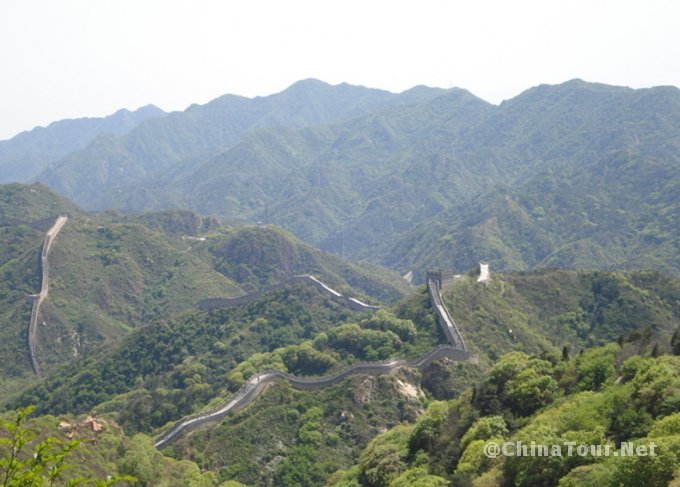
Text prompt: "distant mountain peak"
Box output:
[[0, 104, 168, 184], [111, 104, 165, 118], [285, 78, 334, 91], [399, 84, 446, 97]]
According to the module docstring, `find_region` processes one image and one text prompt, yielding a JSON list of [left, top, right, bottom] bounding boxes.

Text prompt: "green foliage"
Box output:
[[649, 412, 680, 438], [389, 466, 449, 486], [503, 392, 611, 486], [477, 352, 558, 417], [408, 401, 449, 454], [7, 267, 677, 486], [14, 285, 362, 428], [326, 323, 403, 361], [0, 182, 410, 388], [459, 416, 508, 453], [0, 406, 131, 486], [570, 344, 618, 392], [0, 184, 82, 222], [359, 424, 413, 487], [202, 224, 411, 302], [557, 462, 613, 486], [609, 435, 680, 487], [672, 328, 680, 355], [344, 332, 680, 487], [629, 355, 680, 416], [175, 372, 424, 486], [361, 310, 417, 342]]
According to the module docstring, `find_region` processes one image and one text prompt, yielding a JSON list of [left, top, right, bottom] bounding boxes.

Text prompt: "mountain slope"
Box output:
[[95, 87, 498, 251], [38, 80, 680, 279], [0, 105, 165, 183], [385, 139, 679, 277], [0, 182, 84, 223], [105, 270, 680, 486], [173, 81, 680, 274], [381, 81, 680, 277], [0, 183, 409, 391], [0, 185, 241, 388], [38, 80, 444, 207], [4, 279, 678, 486], [331, 339, 680, 487]]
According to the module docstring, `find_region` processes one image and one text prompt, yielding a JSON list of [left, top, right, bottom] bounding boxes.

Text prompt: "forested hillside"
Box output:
[[0, 184, 408, 391], [330, 340, 680, 487], [4, 265, 676, 486], [1, 78, 678, 487], [32, 80, 680, 278], [38, 80, 444, 209]]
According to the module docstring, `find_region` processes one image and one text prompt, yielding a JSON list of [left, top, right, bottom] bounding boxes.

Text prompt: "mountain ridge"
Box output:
[[16, 79, 680, 279], [37, 79, 446, 207], [0, 105, 166, 183]]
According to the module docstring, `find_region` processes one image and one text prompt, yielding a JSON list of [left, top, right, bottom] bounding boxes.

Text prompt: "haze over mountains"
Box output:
[[0, 104, 165, 184], [2, 79, 679, 278]]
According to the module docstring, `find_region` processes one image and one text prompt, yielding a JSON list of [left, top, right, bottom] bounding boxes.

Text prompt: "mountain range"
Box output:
[[0, 104, 165, 184], [2, 79, 670, 280]]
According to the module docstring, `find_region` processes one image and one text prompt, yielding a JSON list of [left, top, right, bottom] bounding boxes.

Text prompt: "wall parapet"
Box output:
[[154, 270, 475, 448], [198, 274, 381, 312]]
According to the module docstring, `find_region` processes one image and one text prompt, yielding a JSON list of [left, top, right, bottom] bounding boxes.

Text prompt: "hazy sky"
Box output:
[[1, 0, 678, 140]]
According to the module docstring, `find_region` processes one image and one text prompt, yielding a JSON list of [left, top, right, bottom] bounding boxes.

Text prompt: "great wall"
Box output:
[[198, 274, 381, 313], [20, 217, 483, 447], [155, 265, 482, 448], [27, 215, 68, 376]]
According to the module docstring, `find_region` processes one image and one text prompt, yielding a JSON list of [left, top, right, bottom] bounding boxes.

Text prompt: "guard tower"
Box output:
[[426, 269, 454, 290], [477, 262, 490, 283]]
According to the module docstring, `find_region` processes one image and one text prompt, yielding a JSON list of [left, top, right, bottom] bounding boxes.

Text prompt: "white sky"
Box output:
[[1, 0, 678, 140]]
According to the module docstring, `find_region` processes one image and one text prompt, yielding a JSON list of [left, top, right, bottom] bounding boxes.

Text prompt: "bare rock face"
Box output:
[[83, 415, 105, 433], [353, 377, 376, 404]]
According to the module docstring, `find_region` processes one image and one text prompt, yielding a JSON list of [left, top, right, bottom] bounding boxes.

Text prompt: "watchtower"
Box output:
[[426, 269, 454, 290]]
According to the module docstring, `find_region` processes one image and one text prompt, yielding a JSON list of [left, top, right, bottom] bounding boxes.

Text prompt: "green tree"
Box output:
[[671, 328, 680, 356]]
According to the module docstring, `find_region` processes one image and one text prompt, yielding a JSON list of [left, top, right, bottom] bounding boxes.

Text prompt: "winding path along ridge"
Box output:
[[198, 274, 381, 312], [155, 275, 473, 448], [28, 215, 68, 376]]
